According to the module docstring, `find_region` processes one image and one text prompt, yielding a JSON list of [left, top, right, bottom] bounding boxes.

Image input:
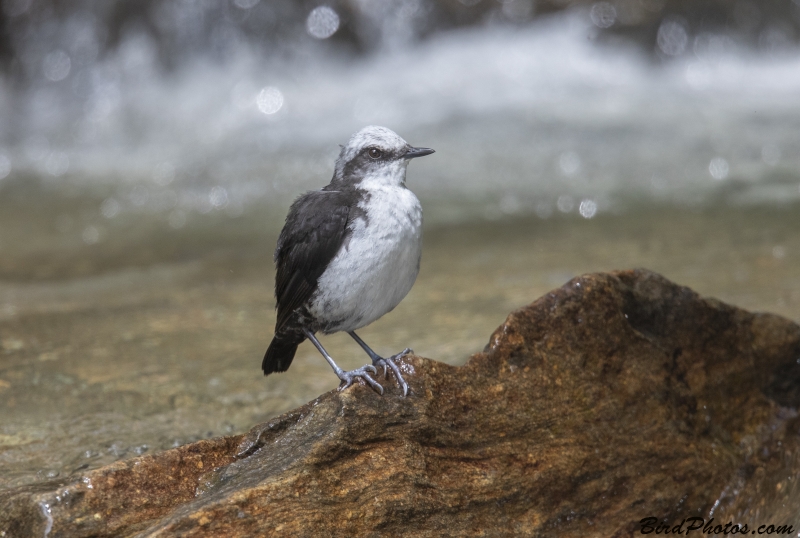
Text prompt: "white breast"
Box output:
[[309, 184, 423, 333]]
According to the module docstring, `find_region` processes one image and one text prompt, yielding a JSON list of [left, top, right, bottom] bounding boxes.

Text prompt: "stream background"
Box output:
[[1, 1, 800, 522]]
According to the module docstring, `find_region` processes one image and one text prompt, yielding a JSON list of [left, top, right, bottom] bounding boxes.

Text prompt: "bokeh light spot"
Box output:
[[306, 6, 340, 40], [153, 162, 176, 186], [43, 50, 72, 81], [82, 226, 100, 245], [590, 2, 617, 29], [209, 186, 229, 208], [100, 198, 121, 219], [709, 157, 729, 180], [559, 151, 581, 177], [579, 199, 598, 219], [257, 87, 284, 115], [557, 195, 575, 213], [657, 19, 688, 56]]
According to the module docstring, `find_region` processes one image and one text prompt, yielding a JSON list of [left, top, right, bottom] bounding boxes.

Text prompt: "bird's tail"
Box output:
[[263, 331, 305, 375]]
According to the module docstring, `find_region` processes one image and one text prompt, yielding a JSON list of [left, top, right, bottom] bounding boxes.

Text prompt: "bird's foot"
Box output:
[[337, 364, 384, 395], [374, 348, 412, 397]]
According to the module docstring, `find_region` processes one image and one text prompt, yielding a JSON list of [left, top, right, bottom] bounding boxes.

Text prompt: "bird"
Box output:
[[262, 126, 434, 397]]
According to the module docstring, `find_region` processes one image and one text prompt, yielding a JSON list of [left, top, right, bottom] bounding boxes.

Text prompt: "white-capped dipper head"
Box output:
[[332, 125, 434, 186]]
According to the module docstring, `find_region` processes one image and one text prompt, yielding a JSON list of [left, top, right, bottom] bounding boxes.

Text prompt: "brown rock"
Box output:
[[3, 269, 800, 537], [0, 436, 243, 537]]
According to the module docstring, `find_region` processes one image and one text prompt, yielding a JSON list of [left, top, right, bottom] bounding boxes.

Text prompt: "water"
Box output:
[[2, 9, 800, 521], [2, 14, 800, 218], [2, 205, 800, 492]]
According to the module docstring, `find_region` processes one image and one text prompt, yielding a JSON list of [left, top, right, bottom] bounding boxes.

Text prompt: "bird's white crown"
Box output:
[[341, 125, 408, 160]]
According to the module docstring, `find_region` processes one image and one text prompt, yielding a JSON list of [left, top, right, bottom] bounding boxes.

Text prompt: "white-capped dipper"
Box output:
[[263, 126, 434, 396]]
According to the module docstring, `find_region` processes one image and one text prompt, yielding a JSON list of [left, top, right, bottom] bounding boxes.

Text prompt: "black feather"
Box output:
[[264, 187, 365, 375], [273, 189, 357, 331], [262, 332, 303, 374]]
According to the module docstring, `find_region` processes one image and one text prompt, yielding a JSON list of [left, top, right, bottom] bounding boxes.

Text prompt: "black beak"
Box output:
[[404, 146, 435, 159]]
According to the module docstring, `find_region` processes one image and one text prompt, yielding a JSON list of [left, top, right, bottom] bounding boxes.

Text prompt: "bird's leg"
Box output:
[[302, 328, 383, 394], [348, 331, 411, 397]]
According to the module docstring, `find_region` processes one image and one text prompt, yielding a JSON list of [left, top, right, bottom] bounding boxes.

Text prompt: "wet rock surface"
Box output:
[[2, 269, 800, 537]]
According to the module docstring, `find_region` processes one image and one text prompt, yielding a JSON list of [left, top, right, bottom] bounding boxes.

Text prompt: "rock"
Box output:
[[2, 269, 800, 537], [0, 436, 243, 537]]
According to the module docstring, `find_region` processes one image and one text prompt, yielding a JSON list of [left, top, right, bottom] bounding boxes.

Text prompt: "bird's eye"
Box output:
[[368, 148, 383, 159]]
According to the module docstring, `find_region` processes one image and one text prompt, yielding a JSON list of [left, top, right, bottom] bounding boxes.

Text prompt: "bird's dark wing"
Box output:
[[273, 190, 353, 332]]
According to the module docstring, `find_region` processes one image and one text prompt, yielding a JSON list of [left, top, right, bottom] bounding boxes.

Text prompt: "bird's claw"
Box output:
[[337, 364, 383, 395], [373, 348, 412, 397]]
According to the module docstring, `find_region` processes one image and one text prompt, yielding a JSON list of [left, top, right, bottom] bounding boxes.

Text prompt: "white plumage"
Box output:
[[310, 179, 423, 332]]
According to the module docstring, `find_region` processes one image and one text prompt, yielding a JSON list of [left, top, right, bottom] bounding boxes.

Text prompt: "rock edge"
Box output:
[[2, 269, 800, 537]]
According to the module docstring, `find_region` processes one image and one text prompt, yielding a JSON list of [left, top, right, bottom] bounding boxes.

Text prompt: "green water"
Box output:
[[1, 200, 799, 502]]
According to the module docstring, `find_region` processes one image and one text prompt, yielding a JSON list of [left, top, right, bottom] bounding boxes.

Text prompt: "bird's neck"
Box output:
[[357, 162, 409, 191]]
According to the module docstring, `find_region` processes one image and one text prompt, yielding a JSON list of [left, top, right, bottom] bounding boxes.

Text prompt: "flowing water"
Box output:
[[1, 10, 800, 523], [2, 203, 800, 493]]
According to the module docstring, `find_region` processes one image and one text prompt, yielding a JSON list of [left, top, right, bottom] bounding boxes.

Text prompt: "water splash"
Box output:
[[0, 13, 799, 223]]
